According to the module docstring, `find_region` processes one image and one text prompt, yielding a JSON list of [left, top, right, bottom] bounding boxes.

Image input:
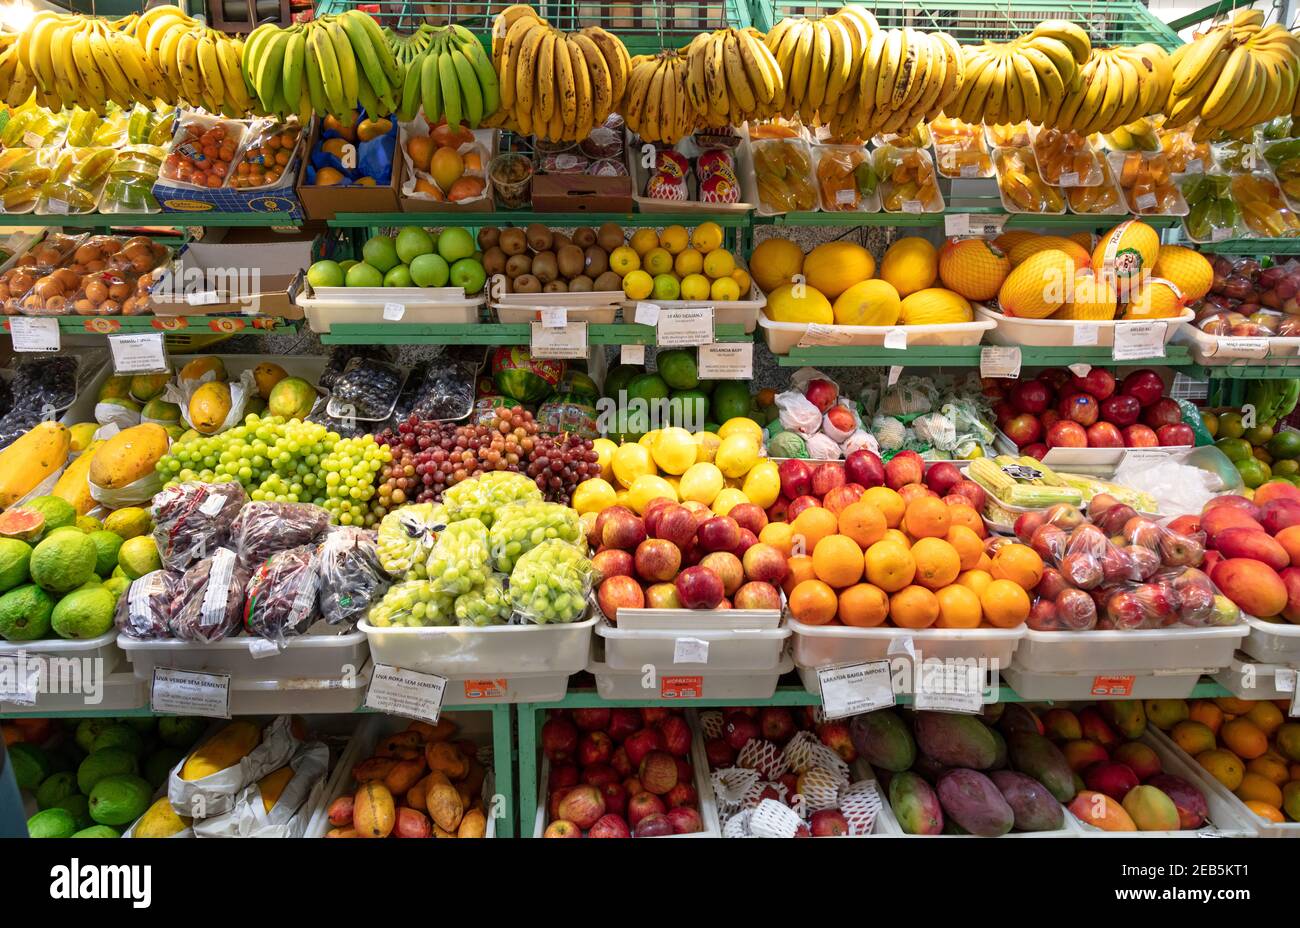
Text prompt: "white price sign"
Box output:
[[620, 343, 646, 365], [1, 659, 38, 706], [383, 302, 406, 321], [818, 661, 895, 720], [109, 333, 168, 374], [887, 365, 903, 386], [1112, 322, 1167, 361], [151, 668, 231, 718], [540, 306, 568, 328], [8, 317, 60, 353], [365, 663, 448, 724], [672, 637, 710, 665], [697, 342, 753, 379], [1217, 337, 1270, 359], [912, 663, 984, 714], [530, 321, 588, 359], [1072, 323, 1100, 347], [634, 301, 661, 326], [797, 323, 853, 347], [657, 306, 714, 347], [980, 346, 1022, 379], [882, 327, 908, 350]]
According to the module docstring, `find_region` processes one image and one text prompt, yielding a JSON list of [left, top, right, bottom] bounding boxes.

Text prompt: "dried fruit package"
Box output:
[[115, 570, 177, 640], [231, 502, 331, 569], [318, 527, 390, 625], [1113, 151, 1188, 216], [930, 117, 992, 179], [37, 148, 117, 216], [1030, 127, 1103, 187], [874, 145, 943, 213], [813, 144, 879, 211], [169, 548, 251, 643], [994, 147, 1064, 214], [751, 138, 817, 215], [1181, 174, 1242, 243], [1231, 171, 1300, 237], [244, 545, 322, 647], [152, 481, 248, 572], [99, 145, 166, 214], [1066, 157, 1126, 216]]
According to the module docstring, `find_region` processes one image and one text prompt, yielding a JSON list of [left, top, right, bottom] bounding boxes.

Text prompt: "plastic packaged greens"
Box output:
[[508, 538, 592, 624]]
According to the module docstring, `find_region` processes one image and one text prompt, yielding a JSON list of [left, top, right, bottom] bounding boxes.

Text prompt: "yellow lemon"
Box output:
[[674, 248, 704, 277], [692, 221, 723, 253], [652, 426, 698, 475], [679, 461, 725, 504], [741, 459, 780, 508], [571, 478, 617, 515], [718, 417, 765, 444], [711, 487, 750, 516], [703, 249, 736, 279], [711, 277, 741, 301], [644, 247, 674, 276], [628, 474, 678, 513], [592, 437, 618, 481], [659, 224, 689, 254], [609, 245, 641, 275], [622, 270, 653, 301], [694, 431, 721, 463], [715, 434, 760, 478], [639, 429, 661, 451], [630, 228, 660, 256], [680, 273, 711, 300], [612, 442, 655, 488]]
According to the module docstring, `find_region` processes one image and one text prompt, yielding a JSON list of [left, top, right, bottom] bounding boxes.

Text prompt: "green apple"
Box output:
[[409, 253, 450, 287], [437, 227, 475, 263], [395, 228, 435, 264], [384, 264, 413, 287], [449, 257, 486, 295], [361, 234, 400, 273], [306, 260, 344, 288], [345, 262, 384, 288]]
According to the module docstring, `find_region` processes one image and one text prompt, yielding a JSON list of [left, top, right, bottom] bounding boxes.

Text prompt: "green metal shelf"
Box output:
[[777, 345, 1195, 368], [319, 322, 752, 345], [0, 212, 303, 228], [326, 211, 750, 229], [1, 316, 297, 335]]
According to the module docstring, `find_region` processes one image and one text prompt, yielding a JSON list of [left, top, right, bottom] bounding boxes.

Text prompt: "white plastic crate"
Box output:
[[620, 284, 767, 333], [1239, 614, 1300, 664], [439, 669, 575, 706], [789, 618, 1024, 670], [222, 661, 371, 715], [758, 313, 994, 355], [359, 615, 596, 679], [0, 671, 146, 713], [1000, 665, 1206, 700], [1176, 325, 1300, 364], [117, 624, 369, 680], [976, 304, 1195, 347], [594, 622, 789, 672], [0, 628, 121, 669], [1212, 652, 1298, 702], [1010, 624, 1245, 675], [587, 653, 793, 701]]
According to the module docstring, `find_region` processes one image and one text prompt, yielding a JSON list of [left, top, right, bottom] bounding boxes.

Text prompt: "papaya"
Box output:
[[424, 770, 464, 832], [935, 769, 1014, 836], [353, 782, 395, 838], [131, 796, 191, 837], [888, 770, 944, 834], [68, 423, 98, 453], [1122, 784, 1181, 831], [258, 765, 295, 813], [88, 424, 169, 490], [129, 372, 170, 402], [457, 807, 487, 838], [989, 770, 1064, 832], [1008, 731, 1076, 802], [0, 422, 71, 509], [50, 440, 104, 515], [181, 721, 260, 781], [188, 381, 232, 435], [849, 709, 916, 773], [253, 362, 288, 399], [914, 712, 999, 770], [178, 357, 226, 385], [1069, 790, 1137, 831]]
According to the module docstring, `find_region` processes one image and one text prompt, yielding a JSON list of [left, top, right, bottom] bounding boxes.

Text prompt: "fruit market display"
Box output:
[[303, 109, 396, 188], [1192, 482, 1300, 624], [403, 119, 487, 203], [601, 221, 746, 303], [1207, 394, 1300, 488], [307, 227, 485, 293], [480, 222, 628, 295], [394, 26, 499, 130], [1198, 255, 1300, 339]]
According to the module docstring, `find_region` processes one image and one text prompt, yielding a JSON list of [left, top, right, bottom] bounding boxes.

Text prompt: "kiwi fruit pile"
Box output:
[[479, 222, 626, 295]]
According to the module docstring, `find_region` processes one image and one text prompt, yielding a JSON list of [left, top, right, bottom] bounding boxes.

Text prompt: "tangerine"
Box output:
[[881, 528, 911, 548], [980, 578, 1031, 627], [1187, 699, 1223, 734], [758, 521, 794, 556], [990, 543, 1044, 590], [812, 534, 865, 588], [911, 537, 961, 590], [838, 583, 889, 628], [946, 503, 986, 536], [945, 525, 984, 570], [904, 496, 951, 539], [935, 584, 982, 629], [957, 568, 993, 598], [890, 585, 940, 628], [789, 579, 838, 625], [864, 540, 916, 593], [838, 501, 887, 549], [790, 507, 839, 558], [1244, 800, 1285, 823], [782, 555, 816, 597], [861, 486, 905, 527], [1221, 718, 1269, 760]]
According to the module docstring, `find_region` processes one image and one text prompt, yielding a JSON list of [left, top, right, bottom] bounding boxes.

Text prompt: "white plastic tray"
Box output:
[[1000, 665, 1206, 700], [0, 670, 146, 713], [1010, 624, 1246, 674], [224, 661, 371, 715], [439, 669, 575, 706], [595, 622, 790, 672], [0, 628, 120, 667], [1211, 651, 1298, 701], [991, 427, 1191, 469], [1176, 324, 1300, 363], [608, 607, 783, 631], [759, 313, 994, 355], [117, 624, 369, 680], [620, 283, 766, 333], [976, 304, 1195, 347], [359, 615, 597, 678], [588, 653, 793, 700], [492, 289, 621, 325], [299, 286, 483, 333], [628, 132, 755, 215], [1239, 613, 1300, 664], [789, 618, 1024, 670]]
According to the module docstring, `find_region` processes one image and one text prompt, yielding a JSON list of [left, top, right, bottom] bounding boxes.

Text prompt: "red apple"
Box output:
[[1038, 367, 1071, 390], [551, 763, 580, 789], [845, 449, 885, 488], [595, 505, 636, 541], [588, 812, 630, 838], [728, 502, 768, 537], [542, 717, 578, 762], [1121, 368, 1165, 406], [734, 580, 783, 610], [543, 820, 581, 838], [1100, 393, 1142, 426], [644, 582, 681, 609], [601, 509, 647, 551], [1010, 379, 1052, 414], [639, 751, 680, 794], [590, 548, 635, 584], [573, 708, 611, 732], [742, 543, 788, 584], [1059, 392, 1100, 427], [556, 785, 605, 829], [1072, 367, 1116, 400], [825, 405, 856, 433], [778, 459, 813, 499], [994, 400, 1017, 426], [705, 738, 735, 768], [699, 551, 744, 595], [697, 516, 741, 552], [634, 538, 682, 582], [653, 504, 699, 549], [578, 731, 613, 766], [811, 462, 847, 497], [1022, 442, 1048, 460], [1122, 424, 1159, 447], [947, 479, 987, 511], [823, 483, 865, 515], [787, 495, 822, 519], [607, 709, 641, 743], [657, 715, 693, 756], [626, 791, 665, 827], [1142, 397, 1182, 429], [665, 781, 698, 809], [804, 378, 839, 412], [810, 809, 850, 836], [634, 812, 674, 837], [674, 565, 725, 609], [1004, 413, 1044, 448], [624, 727, 665, 767], [598, 575, 645, 623], [884, 449, 924, 488], [1156, 423, 1194, 446], [1046, 420, 1087, 448], [730, 527, 758, 559], [1085, 421, 1124, 447], [583, 763, 619, 789], [724, 711, 760, 750], [665, 806, 704, 834], [925, 461, 963, 496], [759, 707, 796, 743]]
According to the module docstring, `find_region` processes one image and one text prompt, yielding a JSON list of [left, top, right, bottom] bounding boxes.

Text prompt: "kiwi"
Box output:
[[596, 222, 624, 252], [505, 253, 533, 278], [532, 251, 559, 284], [526, 223, 554, 253], [584, 245, 609, 278], [593, 270, 623, 292], [513, 273, 542, 293], [556, 244, 585, 280], [552, 231, 573, 250], [543, 280, 569, 293], [482, 246, 508, 276], [499, 227, 527, 255], [568, 274, 594, 293], [571, 226, 597, 249], [477, 227, 501, 251]]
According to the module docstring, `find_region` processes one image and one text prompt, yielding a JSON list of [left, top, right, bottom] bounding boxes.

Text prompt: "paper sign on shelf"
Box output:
[[1217, 337, 1269, 359], [697, 342, 753, 379], [382, 302, 406, 321], [882, 327, 908, 350], [620, 343, 646, 365], [8, 317, 60, 353], [530, 321, 588, 359], [887, 365, 903, 387], [1275, 667, 1296, 694], [980, 346, 1022, 379], [540, 306, 567, 328], [1112, 322, 1167, 361], [1, 660, 38, 707], [943, 213, 970, 236], [797, 323, 854, 347], [818, 662, 895, 720], [109, 333, 168, 374], [151, 668, 231, 718], [656, 306, 714, 347], [672, 637, 709, 665], [1123, 448, 1175, 467], [364, 663, 448, 724], [913, 663, 983, 714], [634, 301, 661, 326], [1072, 324, 1100, 347]]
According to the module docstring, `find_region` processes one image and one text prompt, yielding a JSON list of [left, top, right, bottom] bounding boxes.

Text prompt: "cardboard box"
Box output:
[[152, 172, 303, 219], [399, 124, 496, 213], [295, 120, 402, 221], [530, 173, 634, 212], [147, 240, 310, 320]]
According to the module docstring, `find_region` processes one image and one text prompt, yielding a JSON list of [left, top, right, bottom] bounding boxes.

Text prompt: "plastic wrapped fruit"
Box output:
[[1158, 125, 1210, 174], [169, 548, 251, 643], [425, 518, 492, 596], [367, 578, 456, 627], [115, 570, 176, 640], [1231, 172, 1300, 237], [318, 527, 390, 625], [376, 503, 443, 579], [1115, 152, 1186, 215], [488, 500, 584, 573], [994, 147, 1064, 213], [1031, 128, 1103, 187], [160, 115, 243, 188], [1212, 136, 1261, 174], [100, 145, 165, 214], [231, 501, 331, 569], [151, 481, 247, 572], [1097, 117, 1161, 153], [986, 123, 1031, 148], [508, 538, 592, 624], [442, 471, 542, 527], [1263, 138, 1300, 205], [229, 121, 301, 190], [244, 544, 321, 646], [1181, 174, 1241, 242], [37, 148, 116, 215], [814, 145, 878, 210], [1067, 157, 1124, 215], [875, 124, 930, 148], [752, 139, 817, 213], [454, 572, 512, 627], [931, 118, 993, 179], [0, 149, 54, 215], [875, 145, 943, 212]]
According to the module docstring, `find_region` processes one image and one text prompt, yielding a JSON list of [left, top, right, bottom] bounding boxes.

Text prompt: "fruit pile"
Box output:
[[307, 227, 485, 294], [1207, 399, 1300, 489], [1197, 255, 1300, 339], [403, 120, 486, 203], [305, 111, 396, 188], [395, 26, 500, 132], [540, 708, 705, 837], [481, 222, 627, 296], [1195, 482, 1300, 624], [606, 221, 748, 303], [2, 233, 169, 317]]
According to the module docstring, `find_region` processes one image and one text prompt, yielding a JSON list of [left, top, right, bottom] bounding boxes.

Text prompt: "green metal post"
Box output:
[[491, 702, 516, 838], [517, 704, 540, 837]]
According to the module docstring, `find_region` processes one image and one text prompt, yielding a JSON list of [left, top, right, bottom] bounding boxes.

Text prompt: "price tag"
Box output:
[[882, 327, 908, 350], [109, 333, 168, 374], [9, 317, 60, 352], [1068, 363, 1092, 377], [913, 663, 984, 714], [1073, 324, 1100, 347], [462, 679, 508, 700], [1090, 674, 1136, 697], [902, 199, 924, 214], [1218, 337, 1270, 359], [1, 659, 39, 706], [185, 290, 223, 306], [383, 302, 406, 321], [634, 301, 661, 326], [540, 306, 567, 328], [151, 668, 231, 718], [887, 365, 903, 387], [697, 342, 753, 379], [960, 163, 980, 178], [672, 637, 710, 665], [797, 323, 853, 347], [835, 187, 856, 205], [364, 663, 448, 724], [1059, 171, 1080, 187], [1124, 447, 1176, 466], [248, 638, 280, 659], [657, 306, 714, 347], [818, 661, 895, 720], [530, 321, 588, 359], [660, 675, 705, 699], [1112, 322, 1168, 361], [944, 213, 970, 236], [198, 494, 227, 517], [1275, 667, 1296, 694], [980, 346, 1022, 379], [620, 343, 646, 365]]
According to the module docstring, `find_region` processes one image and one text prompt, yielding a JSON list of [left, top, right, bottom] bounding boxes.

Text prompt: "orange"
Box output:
[[1246, 754, 1291, 787], [881, 528, 911, 548], [945, 525, 984, 570], [864, 540, 916, 593], [975, 553, 993, 572], [947, 504, 985, 536], [758, 521, 794, 556], [935, 584, 982, 629], [1244, 800, 1286, 823], [1196, 749, 1245, 791], [789, 579, 838, 625], [890, 585, 940, 629], [1246, 701, 1284, 737], [1236, 772, 1284, 808], [782, 555, 816, 597], [957, 569, 993, 598], [898, 484, 936, 505], [790, 507, 839, 558], [990, 543, 1044, 590], [861, 486, 905, 527], [1221, 718, 1269, 760], [1171, 720, 1216, 756], [1188, 699, 1223, 735], [903, 496, 951, 539], [838, 501, 887, 549], [812, 534, 865, 588], [910, 537, 961, 590], [838, 583, 889, 628], [980, 579, 1031, 628]]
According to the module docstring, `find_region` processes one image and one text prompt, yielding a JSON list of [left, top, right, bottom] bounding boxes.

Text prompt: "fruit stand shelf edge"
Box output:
[[326, 212, 750, 229], [319, 323, 753, 345], [778, 346, 1195, 367], [0, 212, 302, 228]]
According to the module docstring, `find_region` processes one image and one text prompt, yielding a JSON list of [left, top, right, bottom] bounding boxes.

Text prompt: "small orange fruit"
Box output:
[[838, 501, 887, 549], [881, 528, 911, 548], [812, 534, 865, 588], [1246, 754, 1290, 787], [1214, 697, 1254, 716], [838, 583, 889, 628], [790, 507, 839, 557], [1221, 718, 1269, 760], [1236, 772, 1283, 808], [864, 540, 916, 593], [861, 486, 905, 527], [957, 568, 993, 598], [789, 579, 838, 625], [759, 522, 794, 556], [910, 537, 961, 590], [990, 543, 1044, 590], [904, 496, 951, 539], [935, 584, 982, 629], [945, 525, 984, 570], [946, 503, 986, 536], [1187, 699, 1223, 735], [890, 585, 940, 628], [782, 555, 816, 597], [1196, 749, 1244, 791], [1246, 701, 1284, 737], [980, 578, 1031, 627], [1244, 800, 1285, 823]]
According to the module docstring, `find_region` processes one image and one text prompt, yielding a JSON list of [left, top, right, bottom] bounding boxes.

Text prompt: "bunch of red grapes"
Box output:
[[525, 433, 601, 506]]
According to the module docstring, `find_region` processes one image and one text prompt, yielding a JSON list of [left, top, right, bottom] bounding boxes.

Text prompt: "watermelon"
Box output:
[[490, 348, 565, 403]]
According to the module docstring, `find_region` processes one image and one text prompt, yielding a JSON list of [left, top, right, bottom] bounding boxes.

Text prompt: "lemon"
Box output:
[[609, 245, 641, 274], [644, 248, 674, 276], [703, 249, 736, 279], [628, 474, 678, 513], [612, 443, 655, 489], [652, 427, 698, 475], [718, 417, 764, 444], [680, 274, 711, 300], [711, 277, 742, 301], [592, 438, 618, 481], [117, 536, 161, 580], [660, 225, 689, 254], [715, 434, 760, 478], [693, 431, 721, 463], [571, 478, 617, 515], [679, 461, 725, 504], [103, 507, 150, 540], [638, 429, 661, 452], [692, 221, 723, 253], [711, 487, 750, 516], [630, 228, 660, 256], [741, 459, 781, 508], [622, 270, 653, 301]]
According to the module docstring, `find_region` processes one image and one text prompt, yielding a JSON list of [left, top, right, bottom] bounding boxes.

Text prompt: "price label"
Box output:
[[462, 679, 508, 700], [835, 187, 856, 204], [1059, 171, 1080, 187], [944, 213, 970, 236], [980, 346, 1022, 379], [797, 323, 853, 347], [620, 343, 646, 365], [1124, 448, 1176, 467], [901, 199, 924, 214], [960, 163, 981, 178], [887, 365, 903, 387], [1211, 225, 1233, 242], [818, 661, 895, 719], [1073, 324, 1100, 346], [186, 290, 223, 306], [1218, 337, 1270, 359], [672, 637, 710, 665], [1090, 674, 1136, 697], [530, 321, 588, 359], [1068, 363, 1092, 378], [365, 663, 448, 724], [657, 307, 714, 347], [660, 675, 705, 699], [634, 301, 661, 326], [913, 663, 984, 714], [383, 302, 406, 321], [109, 333, 168, 374], [248, 638, 280, 659], [1275, 667, 1296, 694], [697, 342, 753, 379], [882, 327, 908, 350], [1136, 192, 1158, 211], [151, 668, 231, 718], [540, 306, 567, 328], [9, 317, 60, 353], [1112, 322, 1168, 361]]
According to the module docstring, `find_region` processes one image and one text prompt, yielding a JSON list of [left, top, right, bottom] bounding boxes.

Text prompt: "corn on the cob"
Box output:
[[1055, 473, 1159, 513], [968, 458, 1084, 507]]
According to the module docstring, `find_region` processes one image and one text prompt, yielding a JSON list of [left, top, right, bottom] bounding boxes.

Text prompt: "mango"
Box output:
[[1112, 742, 1162, 781], [914, 712, 999, 770], [1197, 749, 1245, 790], [1146, 774, 1208, 829], [1283, 781, 1300, 823], [1272, 722, 1300, 761], [258, 766, 295, 813], [457, 807, 487, 838], [1008, 731, 1076, 802], [997, 704, 1044, 738], [1123, 784, 1181, 831], [1099, 700, 1147, 739], [988, 728, 1008, 770], [1041, 708, 1082, 742], [253, 362, 288, 399], [912, 752, 948, 783], [1078, 707, 1119, 749], [935, 769, 1014, 836], [1171, 720, 1217, 756], [394, 806, 432, 838], [1062, 739, 1109, 772], [383, 758, 426, 795], [849, 709, 916, 773], [353, 782, 395, 838], [1069, 790, 1137, 831], [89, 423, 170, 490], [129, 372, 170, 402], [1143, 699, 1189, 731], [990, 769, 1065, 832], [888, 770, 943, 835], [181, 721, 260, 781], [131, 796, 191, 838]]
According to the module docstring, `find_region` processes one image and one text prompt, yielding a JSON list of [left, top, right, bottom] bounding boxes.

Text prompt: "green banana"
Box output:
[[449, 46, 483, 128], [420, 43, 442, 125], [450, 26, 498, 119], [437, 44, 461, 128]]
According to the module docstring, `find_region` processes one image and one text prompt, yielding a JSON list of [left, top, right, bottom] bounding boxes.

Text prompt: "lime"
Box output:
[[103, 508, 151, 540], [1217, 411, 1245, 439], [656, 349, 699, 390], [1236, 458, 1269, 489], [118, 536, 161, 580], [0, 538, 31, 593], [710, 381, 752, 424], [86, 531, 123, 578], [29, 532, 97, 593], [1268, 430, 1300, 460], [306, 259, 344, 288], [51, 587, 116, 640], [1244, 424, 1275, 447], [1216, 437, 1253, 463]]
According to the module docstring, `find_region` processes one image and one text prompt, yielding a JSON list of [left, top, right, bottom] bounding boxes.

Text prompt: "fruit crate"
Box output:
[[0, 627, 146, 713], [976, 305, 1196, 348], [1176, 326, 1300, 365], [116, 624, 370, 680], [1212, 652, 1298, 703], [788, 618, 1025, 683], [1239, 614, 1300, 664], [874, 777, 1078, 838], [594, 621, 790, 672], [587, 653, 794, 700]]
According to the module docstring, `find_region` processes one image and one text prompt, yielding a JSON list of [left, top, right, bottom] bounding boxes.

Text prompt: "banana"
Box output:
[[311, 25, 346, 116], [1020, 44, 1064, 121], [806, 21, 830, 112], [68, 25, 106, 111], [304, 31, 330, 117], [567, 37, 593, 140], [193, 30, 224, 110], [419, 44, 443, 125], [1001, 47, 1025, 125], [452, 27, 500, 120], [788, 21, 813, 109], [515, 24, 544, 119], [343, 10, 400, 87], [643, 57, 665, 140], [704, 32, 729, 119], [438, 45, 462, 128], [574, 32, 613, 123], [1172, 25, 1230, 96], [1028, 35, 1078, 91], [985, 50, 1009, 126], [723, 31, 756, 115], [582, 27, 628, 103], [891, 28, 923, 112], [1008, 49, 1041, 124], [497, 15, 536, 111], [876, 29, 902, 112], [1031, 19, 1091, 65], [930, 32, 965, 118], [738, 24, 777, 106], [251, 29, 287, 110], [622, 56, 652, 132], [27, 13, 64, 96], [658, 54, 676, 141], [1202, 42, 1251, 123], [492, 4, 542, 65], [912, 34, 948, 121], [535, 29, 557, 124], [450, 44, 484, 128], [327, 21, 361, 111], [93, 22, 137, 107]]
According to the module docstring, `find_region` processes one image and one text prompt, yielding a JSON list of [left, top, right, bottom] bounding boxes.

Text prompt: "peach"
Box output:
[[1254, 481, 1300, 506], [1213, 528, 1290, 572], [1210, 558, 1288, 618]]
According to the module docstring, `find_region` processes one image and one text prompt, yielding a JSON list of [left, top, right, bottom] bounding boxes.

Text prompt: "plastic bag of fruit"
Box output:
[[366, 578, 456, 627], [115, 570, 178, 640], [488, 500, 585, 573], [36, 148, 117, 216], [454, 572, 512, 627], [0, 148, 55, 216], [151, 480, 248, 572], [874, 145, 944, 213], [751, 138, 817, 215], [169, 548, 252, 642], [442, 470, 542, 527], [508, 538, 593, 624], [159, 112, 247, 189], [813, 144, 879, 211], [318, 527, 390, 626], [98, 145, 166, 214], [993, 146, 1064, 214], [228, 118, 302, 190], [244, 545, 322, 647], [231, 502, 331, 570], [376, 503, 445, 579], [425, 517, 493, 596], [775, 390, 823, 436]]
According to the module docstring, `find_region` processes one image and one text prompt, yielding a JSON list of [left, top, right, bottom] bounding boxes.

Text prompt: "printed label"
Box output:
[[151, 668, 231, 718], [819, 661, 895, 719], [364, 663, 448, 724]]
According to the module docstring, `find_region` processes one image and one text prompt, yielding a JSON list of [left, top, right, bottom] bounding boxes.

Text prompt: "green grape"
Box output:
[[508, 539, 593, 624], [454, 573, 511, 626], [367, 579, 455, 627], [442, 471, 543, 527], [376, 503, 440, 576], [425, 518, 491, 596], [488, 500, 585, 573]]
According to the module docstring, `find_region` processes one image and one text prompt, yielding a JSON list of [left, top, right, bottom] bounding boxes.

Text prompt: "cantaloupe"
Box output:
[[998, 249, 1076, 318]]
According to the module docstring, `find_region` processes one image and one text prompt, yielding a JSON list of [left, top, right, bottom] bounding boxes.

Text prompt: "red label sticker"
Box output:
[[660, 675, 705, 699], [1091, 675, 1135, 697], [462, 679, 507, 699]]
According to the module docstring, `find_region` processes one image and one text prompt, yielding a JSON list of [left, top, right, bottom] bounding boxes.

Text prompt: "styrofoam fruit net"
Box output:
[[841, 779, 884, 836], [796, 765, 844, 813], [711, 766, 761, 817], [749, 798, 804, 838], [698, 710, 725, 740], [783, 731, 850, 784], [722, 808, 755, 838], [737, 738, 789, 780]]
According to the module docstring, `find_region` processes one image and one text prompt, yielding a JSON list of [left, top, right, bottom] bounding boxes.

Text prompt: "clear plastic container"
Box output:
[[789, 618, 1023, 674], [36, 147, 116, 215], [976, 304, 1195, 347], [1000, 664, 1207, 700], [1111, 150, 1190, 216], [0, 628, 121, 668], [930, 117, 994, 179], [1239, 613, 1300, 663], [1, 671, 145, 714], [1180, 173, 1245, 243], [228, 119, 303, 191], [811, 144, 880, 212], [985, 122, 1031, 149], [1010, 624, 1245, 674], [594, 622, 789, 672], [874, 145, 944, 213], [489, 153, 533, 209], [1212, 651, 1297, 701], [759, 313, 995, 355], [1159, 124, 1211, 174], [0, 148, 55, 215], [359, 614, 597, 677], [159, 111, 247, 189], [1066, 156, 1127, 216], [993, 146, 1065, 214], [116, 623, 370, 680], [1030, 126, 1104, 187], [748, 137, 818, 216], [588, 654, 793, 700], [873, 124, 931, 149], [1231, 169, 1300, 237]]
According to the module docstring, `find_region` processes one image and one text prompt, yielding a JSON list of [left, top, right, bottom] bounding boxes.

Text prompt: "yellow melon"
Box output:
[[802, 241, 875, 299], [900, 288, 974, 325], [1008, 235, 1091, 270], [879, 237, 937, 296], [750, 237, 804, 293], [998, 249, 1075, 318], [994, 230, 1039, 253], [1123, 278, 1186, 320], [1153, 245, 1213, 302], [1053, 269, 1118, 320], [1092, 219, 1160, 296], [765, 283, 834, 324], [938, 239, 1011, 301], [833, 279, 901, 326], [1068, 231, 1097, 251]]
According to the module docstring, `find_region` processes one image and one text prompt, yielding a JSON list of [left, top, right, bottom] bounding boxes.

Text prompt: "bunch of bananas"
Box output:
[[242, 11, 400, 121], [385, 25, 436, 74], [683, 27, 784, 130], [763, 5, 876, 127], [1247, 377, 1300, 427], [1166, 8, 1300, 137], [0, 33, 36, 109], [946, 21, 1090, 127], [828, 28, 965, 141], [1053, 45, 1173, 136], [490, 4, 629, 141], [396, 25, 499, 128], [622, 51, 695, 143], [133, 6, 250, 115]]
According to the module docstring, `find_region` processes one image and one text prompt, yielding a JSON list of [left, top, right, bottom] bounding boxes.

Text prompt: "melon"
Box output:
[[993, 230, 1039, 253], [879, 237, 938, 297], [1092, 220, 1160, 296], [833, 279, 901, 326], [802, 242, 875, 299], [1007, 235, 1091, 270], [1153, 245, 1213, 302], [765, 283, 833, 324], [900, 288, 973, 325], [1054, 270, 1118, 321], [938, 239, 1010, 301], [749, 238, 804, 293], [1122, 278, 1185, 320], [998, 249, 1075, 318]]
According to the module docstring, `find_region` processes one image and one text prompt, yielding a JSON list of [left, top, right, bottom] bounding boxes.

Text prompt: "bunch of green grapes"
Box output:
[[488, 500, 585, 573], [508, 539, 593, 625], [159, 414, 330, 504], [366, 579, 455, 627], [425, 517, 491, 596], [442, 471, 541, 527], [454, 574, 512, 627], [320, 434, 392, 527], [376, 503, 444, 579]]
